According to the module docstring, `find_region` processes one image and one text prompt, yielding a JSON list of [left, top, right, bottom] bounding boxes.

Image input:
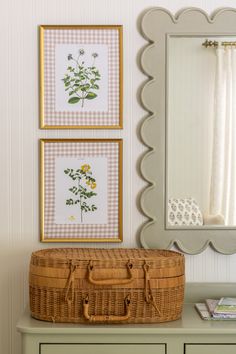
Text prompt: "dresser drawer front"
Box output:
[[185, 344, 236, 354], [40, 344, 166, 354]]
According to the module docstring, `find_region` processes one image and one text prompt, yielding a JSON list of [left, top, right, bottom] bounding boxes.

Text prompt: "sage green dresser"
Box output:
[[17, 283, 236, 354]]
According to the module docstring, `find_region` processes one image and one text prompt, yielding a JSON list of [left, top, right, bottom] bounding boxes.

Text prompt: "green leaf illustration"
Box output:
[[68, 97, 80, 104], [86, 92, 97, 100], [80, 84, 90, 92]]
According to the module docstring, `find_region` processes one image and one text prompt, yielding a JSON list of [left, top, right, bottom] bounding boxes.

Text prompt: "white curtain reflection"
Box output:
[[210, 47, 236, 225]]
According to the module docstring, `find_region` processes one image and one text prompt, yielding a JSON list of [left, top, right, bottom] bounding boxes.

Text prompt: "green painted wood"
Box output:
[[140, 7, 236, 254], [16, 283, 236, 354], [185, 344, 236, 354], [41, 344, 166, 354], [17, 304, 236, 335]]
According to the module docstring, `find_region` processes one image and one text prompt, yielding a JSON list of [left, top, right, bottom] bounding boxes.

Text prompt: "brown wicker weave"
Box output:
[[29, 248, 185, 324]]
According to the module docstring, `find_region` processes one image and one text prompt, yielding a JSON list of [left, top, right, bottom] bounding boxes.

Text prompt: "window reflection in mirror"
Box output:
[[167, 36, 236, 228]]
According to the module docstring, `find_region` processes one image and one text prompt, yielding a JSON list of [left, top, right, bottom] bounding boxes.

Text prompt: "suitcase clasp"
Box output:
[[143, 261, 161, 316]]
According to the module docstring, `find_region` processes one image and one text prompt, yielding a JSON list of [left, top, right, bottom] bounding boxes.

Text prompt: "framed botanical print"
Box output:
[[40, 139, 122, 242], [40, 25, 123, 129]]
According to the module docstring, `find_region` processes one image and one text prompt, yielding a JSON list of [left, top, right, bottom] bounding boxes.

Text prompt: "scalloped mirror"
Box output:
[[140, 7, 236, 254]]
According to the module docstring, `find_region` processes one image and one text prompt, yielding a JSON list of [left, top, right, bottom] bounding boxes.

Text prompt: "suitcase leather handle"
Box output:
[[83, 294, 131, 322], [87, 260, 134, 286]]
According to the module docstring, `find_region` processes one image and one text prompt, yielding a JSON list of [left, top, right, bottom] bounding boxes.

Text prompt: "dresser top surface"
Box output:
[[16, 304, 236, 335]]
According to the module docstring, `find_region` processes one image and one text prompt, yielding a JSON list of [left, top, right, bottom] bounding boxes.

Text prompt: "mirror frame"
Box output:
[[140, 7, 236, 254]]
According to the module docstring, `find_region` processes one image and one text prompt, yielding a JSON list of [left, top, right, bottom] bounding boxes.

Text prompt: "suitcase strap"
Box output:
[[143, 262, 161, 316], [65, 260, 79, 304], [83, 294, 131, 322], [65, 260, 161, 317]]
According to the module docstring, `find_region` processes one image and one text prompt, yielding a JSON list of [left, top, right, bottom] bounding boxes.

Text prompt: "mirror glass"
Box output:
[[167, 35, 236, 228]]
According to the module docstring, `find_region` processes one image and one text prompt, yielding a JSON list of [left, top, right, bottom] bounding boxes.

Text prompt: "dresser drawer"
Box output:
[[40, 344, 166, 354], [185, 344, 236, 354]]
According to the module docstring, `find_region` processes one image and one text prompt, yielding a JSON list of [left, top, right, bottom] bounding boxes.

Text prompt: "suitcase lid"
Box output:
[[30, 248, 184, 270]]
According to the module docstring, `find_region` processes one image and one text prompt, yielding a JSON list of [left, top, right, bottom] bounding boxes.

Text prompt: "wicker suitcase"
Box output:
[[29, 248, 185, 324]]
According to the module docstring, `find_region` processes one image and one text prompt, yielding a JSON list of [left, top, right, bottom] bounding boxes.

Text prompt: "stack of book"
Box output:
[[195, 297, 236, 320]]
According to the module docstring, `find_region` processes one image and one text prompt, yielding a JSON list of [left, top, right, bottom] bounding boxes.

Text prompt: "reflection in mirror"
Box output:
[[167, 36, 236, 228]]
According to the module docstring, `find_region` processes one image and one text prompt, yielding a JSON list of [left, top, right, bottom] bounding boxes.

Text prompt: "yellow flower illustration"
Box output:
[[86, 180, 96, 189], [81, 164, 91, 172], [64, 164, 97, 223]]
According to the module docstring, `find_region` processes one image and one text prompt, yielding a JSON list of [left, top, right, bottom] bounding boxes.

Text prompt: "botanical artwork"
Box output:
[[62, 49, 101, 108], [64, 163, 98, 223], [54, 157, 108, 225], [41, 139, 122, 242], [40, 25, 122, 128], [55, 44, 108, 112]]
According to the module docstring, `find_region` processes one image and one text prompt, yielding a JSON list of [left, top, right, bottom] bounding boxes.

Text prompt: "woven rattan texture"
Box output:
[[30, 287, 184, 324], [29, 248, 185, 324], [31, 248, 183, 267]]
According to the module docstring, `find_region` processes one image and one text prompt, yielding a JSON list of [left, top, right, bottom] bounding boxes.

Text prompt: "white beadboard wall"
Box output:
[[1, 0, 236, 353]]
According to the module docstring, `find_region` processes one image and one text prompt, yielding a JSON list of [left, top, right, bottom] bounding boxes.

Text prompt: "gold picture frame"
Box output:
[[40, 25, 123, 129], [40, 139, 123, 242]]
